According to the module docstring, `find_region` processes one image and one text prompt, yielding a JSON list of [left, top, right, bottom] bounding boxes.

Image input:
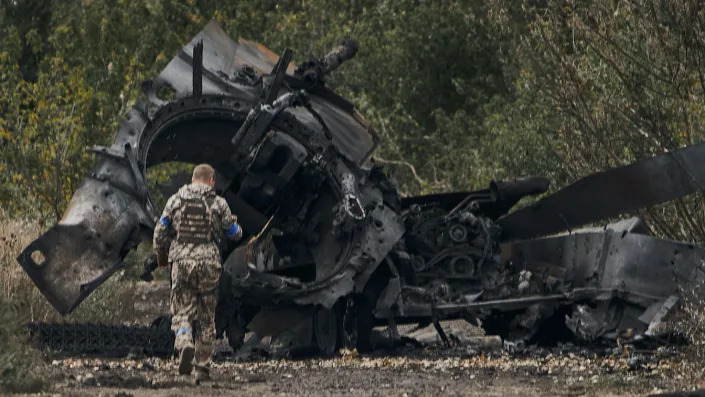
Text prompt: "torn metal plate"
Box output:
[[498, 142, 705, 240], [17, 22, 380, 315], [501, 229, 705, 302]]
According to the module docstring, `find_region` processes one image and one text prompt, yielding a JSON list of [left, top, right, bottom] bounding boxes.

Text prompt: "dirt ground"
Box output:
[[19, 281, 705, 397], [24, 349, 703, 397]]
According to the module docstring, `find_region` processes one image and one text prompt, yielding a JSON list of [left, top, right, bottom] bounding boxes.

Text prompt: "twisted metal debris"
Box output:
[[16, 21, 705, 357]]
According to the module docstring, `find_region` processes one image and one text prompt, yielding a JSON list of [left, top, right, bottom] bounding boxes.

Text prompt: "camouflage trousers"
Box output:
[[170, 259, 221, 370]]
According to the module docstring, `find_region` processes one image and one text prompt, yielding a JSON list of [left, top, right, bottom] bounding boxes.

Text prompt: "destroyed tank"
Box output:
[[18, 22, 705, 355]]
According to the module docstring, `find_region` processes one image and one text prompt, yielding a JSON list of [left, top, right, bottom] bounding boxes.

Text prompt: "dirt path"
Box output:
[[22, 280, 702, 397], [30, 347, 701, 397]]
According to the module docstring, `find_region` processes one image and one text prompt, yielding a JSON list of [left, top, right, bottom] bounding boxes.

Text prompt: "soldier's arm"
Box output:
[[153, 194, 179, 258], [214, 197, 243, 241]]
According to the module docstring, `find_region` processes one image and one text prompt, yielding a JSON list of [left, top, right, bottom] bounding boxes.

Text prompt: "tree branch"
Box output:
[[373, 156, 426, 187]]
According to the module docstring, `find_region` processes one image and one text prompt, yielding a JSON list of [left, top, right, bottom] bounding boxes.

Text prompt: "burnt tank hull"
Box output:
[[18, 22, 705, 353]]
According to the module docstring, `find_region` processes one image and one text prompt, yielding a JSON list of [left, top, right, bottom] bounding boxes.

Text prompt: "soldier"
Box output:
[[153, 163, 243, 383]]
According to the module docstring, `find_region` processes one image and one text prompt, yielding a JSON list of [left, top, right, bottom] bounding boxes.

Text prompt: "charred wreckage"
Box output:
[[18, 22, 705, 357]]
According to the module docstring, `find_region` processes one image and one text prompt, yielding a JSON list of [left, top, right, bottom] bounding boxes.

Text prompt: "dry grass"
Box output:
[[0, 216, 48, 392], [678, 282, 705, 359], [0, 216, 141, 323], [670, 290, 705, 392], [0, 214, 143, 392], [0, 218, 56, 321]]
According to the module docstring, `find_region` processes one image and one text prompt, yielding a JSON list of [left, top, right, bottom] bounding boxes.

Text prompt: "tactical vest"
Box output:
[[176, 192, 215, 244]]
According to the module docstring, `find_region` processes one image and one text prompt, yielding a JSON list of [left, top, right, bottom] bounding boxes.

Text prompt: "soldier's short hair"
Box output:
[[192, 163, 215, 182]]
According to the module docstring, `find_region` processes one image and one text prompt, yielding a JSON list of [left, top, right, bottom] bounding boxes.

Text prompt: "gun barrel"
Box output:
[[320, 39, 358, 75]]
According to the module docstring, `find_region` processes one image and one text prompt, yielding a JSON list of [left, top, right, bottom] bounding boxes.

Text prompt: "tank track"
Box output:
[[28, 321, 175, 357]]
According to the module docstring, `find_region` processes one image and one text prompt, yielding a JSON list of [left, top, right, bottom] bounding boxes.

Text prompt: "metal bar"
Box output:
[[265, 48, 293, 105], [395, 289, 598, 318], [498, 142, 705, 240], [192, 40, 203, 97]]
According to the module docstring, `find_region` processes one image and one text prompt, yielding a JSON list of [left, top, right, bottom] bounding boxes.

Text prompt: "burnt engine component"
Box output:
[[17, 22, 705, 355]]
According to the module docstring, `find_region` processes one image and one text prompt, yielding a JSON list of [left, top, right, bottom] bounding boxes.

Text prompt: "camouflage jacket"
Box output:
[[153, 183, 242, 264]]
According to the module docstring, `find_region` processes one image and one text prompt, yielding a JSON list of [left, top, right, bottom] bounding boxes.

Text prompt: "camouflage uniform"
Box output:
[[153, 183, 242, 373]]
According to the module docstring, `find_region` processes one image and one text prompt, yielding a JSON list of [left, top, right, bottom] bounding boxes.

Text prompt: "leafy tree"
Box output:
[[1, 56, 96, 221], [494, 0, 705, 241], [2, 0, 525, 220], [5, 0, 705, 244]]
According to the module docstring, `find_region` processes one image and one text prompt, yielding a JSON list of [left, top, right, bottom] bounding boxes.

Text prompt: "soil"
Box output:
[[20, 281, 705, 397], [25, 350, 703, 397]]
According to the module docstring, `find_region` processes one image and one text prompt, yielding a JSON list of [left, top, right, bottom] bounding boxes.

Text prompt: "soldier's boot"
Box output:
[[174, 326, 195, 375], [193, 365, 210, 385], [178, 345, 195, 375]]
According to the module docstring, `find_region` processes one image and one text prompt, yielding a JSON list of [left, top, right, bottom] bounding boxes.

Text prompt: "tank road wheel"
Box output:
[[225, 318, 246, 354], [340, 296, 374, 353], [313, 307, 338, 355]]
